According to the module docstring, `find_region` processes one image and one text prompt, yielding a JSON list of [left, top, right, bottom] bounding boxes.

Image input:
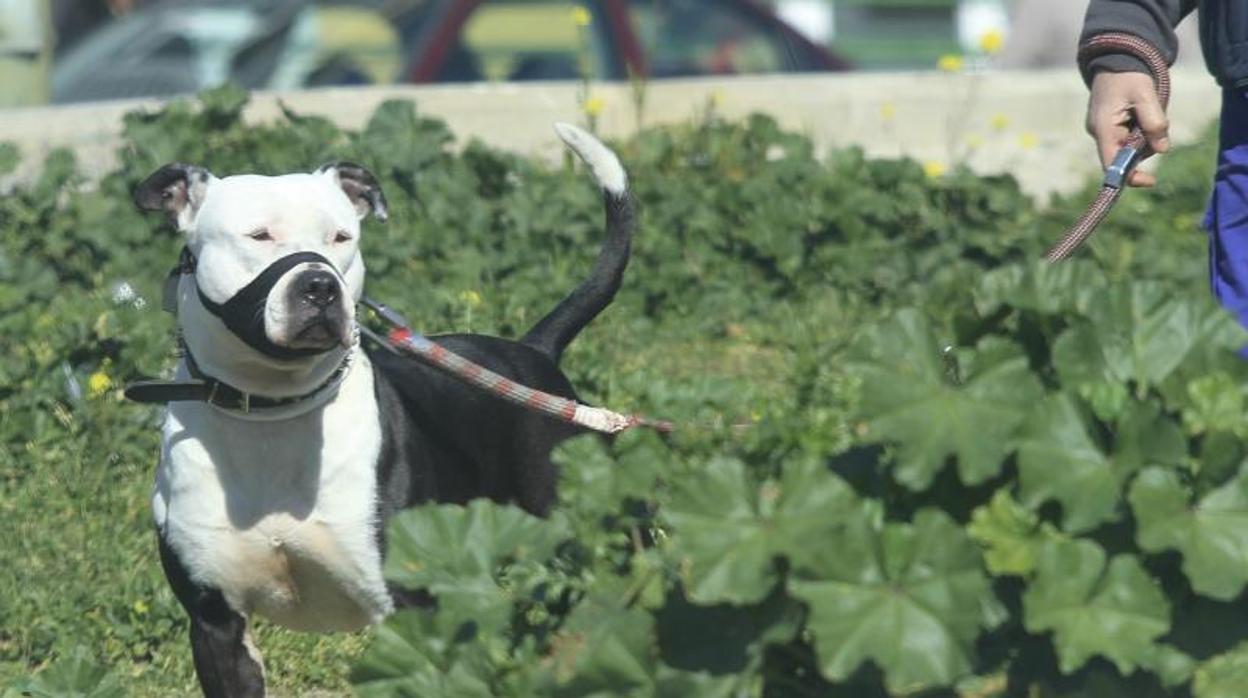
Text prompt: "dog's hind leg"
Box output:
[[158, 535, 266, 698]]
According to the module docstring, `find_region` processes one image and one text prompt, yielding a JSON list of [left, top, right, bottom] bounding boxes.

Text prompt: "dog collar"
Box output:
[[124, 328, 358, 416]]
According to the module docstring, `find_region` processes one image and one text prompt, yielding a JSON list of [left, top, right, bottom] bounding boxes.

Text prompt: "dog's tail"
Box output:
[[521, 123, 635, 363]]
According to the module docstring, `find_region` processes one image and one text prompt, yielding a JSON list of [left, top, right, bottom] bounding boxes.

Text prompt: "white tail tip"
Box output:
[[554, 122, 627, 195]]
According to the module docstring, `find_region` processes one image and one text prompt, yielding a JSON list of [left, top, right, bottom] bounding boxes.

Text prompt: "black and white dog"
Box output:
[[132, 124, 633, 697]]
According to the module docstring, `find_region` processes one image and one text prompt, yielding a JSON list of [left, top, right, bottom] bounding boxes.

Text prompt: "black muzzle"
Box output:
[[181, 249, 341, 360]]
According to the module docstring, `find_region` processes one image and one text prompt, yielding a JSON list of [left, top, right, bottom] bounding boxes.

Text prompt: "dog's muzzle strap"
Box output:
[[166, 248, 337, 360], [199, 250, 336, 360]]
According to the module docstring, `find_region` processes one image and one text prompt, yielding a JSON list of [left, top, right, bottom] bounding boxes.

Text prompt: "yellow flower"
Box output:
[[88, 371, 112, 398], [879, 102, 896, 121], [709, 90, 725, 108], [922, 160, 946, 178], [570, 6, 591, 27], [990, 113, 1010, 131], [1019, 132, 1039, 150], [979, 29, 1004, 55], [937, 54, 964, 73], [966, 134, 985, 149], [458, 290, 483, 308], [583, 94, 606, 118], [133, 599, 149, 615]]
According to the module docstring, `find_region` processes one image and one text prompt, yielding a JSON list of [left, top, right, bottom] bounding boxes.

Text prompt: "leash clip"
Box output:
[[1102, 145, 1139, 189], [362, 296, 411, 329]]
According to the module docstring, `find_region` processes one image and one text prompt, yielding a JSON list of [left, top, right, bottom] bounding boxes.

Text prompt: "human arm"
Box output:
[[1080, 0, 1196, 186]]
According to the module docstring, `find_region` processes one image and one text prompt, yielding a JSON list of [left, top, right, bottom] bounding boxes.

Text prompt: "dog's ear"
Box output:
[[317, 162, 388, 222], [134, 163, 215, 232]]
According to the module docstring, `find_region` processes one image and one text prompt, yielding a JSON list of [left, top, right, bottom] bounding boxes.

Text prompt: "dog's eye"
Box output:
[[333, 230, 353, 244], [248, 229, 273, 242]]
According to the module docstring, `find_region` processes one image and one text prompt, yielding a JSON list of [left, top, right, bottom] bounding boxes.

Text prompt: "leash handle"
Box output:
[[1045, 32, 1171, 262], [1102, 144, 1140, 190]]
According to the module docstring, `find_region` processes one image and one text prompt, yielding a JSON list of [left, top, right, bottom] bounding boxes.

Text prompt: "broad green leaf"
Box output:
[[1022, 539, 1172, 676], [974, 259, 1105, 316], [555, 430, 671, 512], [1196, 430, 1246, 489], [7, 646, 124, 698], [664, 456, 859, 605], [655, 587, 801, 675], [652, 666, 742, 698], [1025, 665, 1180, 698], [1182, 371, 1248, 437], [352, 610, 494, 698], [1194, 641, 1248, 698], [383, 500, 570, 632], [1018, 394, 1185, 533], [788, 509, 1003, 693], [384, 500, 569, 586], [966, 488, 1059, 576], [849, 309, 1042, 490], [1130, 466, 1248, 600], [547, 595, 656, 697], [1053, 283, 1244, 392]]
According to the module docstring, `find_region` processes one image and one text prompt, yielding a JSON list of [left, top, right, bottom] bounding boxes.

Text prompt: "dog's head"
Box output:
[[136, 163, 387, 389]]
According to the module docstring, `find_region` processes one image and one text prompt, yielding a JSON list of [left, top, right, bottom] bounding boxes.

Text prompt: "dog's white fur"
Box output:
[[153, 124, 622, 634], [554, 122, 627, 195], [154, 167, 391, 631], [153, 352, 392, 631], [176, 171, 364, 398]]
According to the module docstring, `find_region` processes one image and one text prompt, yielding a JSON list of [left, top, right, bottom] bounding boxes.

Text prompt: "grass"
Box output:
[[0, 396, 370, 695]]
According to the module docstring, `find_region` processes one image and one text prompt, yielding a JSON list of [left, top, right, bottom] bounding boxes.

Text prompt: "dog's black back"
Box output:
[[369, 335, 582, 526]]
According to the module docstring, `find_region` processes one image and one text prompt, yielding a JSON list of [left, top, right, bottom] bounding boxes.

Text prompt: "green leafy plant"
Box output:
[[3, 85, 1243, 696]]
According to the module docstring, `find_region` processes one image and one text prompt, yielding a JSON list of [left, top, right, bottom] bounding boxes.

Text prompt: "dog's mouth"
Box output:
[[286, 311, 352, 351]]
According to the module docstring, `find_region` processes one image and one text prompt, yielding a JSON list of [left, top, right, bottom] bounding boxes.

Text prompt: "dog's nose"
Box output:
[[298, 270, 339, 308]]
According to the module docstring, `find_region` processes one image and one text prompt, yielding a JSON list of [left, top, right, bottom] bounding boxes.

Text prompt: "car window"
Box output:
[[259, 6, 404, 89], [628, 0, 797, 77], [437, 1, 612, 82]]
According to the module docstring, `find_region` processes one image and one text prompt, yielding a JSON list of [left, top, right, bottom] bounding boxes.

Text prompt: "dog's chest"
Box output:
[[152, 358, 394, 632]]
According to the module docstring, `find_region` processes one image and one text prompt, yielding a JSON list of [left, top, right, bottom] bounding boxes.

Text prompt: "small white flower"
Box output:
[[111, 281, 136, 304]]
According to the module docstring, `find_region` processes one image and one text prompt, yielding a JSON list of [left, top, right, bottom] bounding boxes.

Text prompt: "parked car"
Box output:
[[51, 0, 850, 103]]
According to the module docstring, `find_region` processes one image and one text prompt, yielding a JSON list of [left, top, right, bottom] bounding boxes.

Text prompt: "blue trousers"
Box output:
[[1207, 89, 1248, 344]]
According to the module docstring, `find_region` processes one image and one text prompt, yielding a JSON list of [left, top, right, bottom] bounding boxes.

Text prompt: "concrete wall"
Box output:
[[0, 69, 1221, 198]]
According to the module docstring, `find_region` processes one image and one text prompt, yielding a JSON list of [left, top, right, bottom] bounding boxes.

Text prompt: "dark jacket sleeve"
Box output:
[[1079, 0, 1197, 83]]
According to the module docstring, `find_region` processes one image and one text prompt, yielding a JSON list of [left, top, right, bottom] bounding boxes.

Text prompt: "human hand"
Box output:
[[1086, 70, 1170, 187]]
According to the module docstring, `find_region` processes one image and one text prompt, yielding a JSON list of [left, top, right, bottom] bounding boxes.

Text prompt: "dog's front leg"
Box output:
[[158, 535, 266, 697]]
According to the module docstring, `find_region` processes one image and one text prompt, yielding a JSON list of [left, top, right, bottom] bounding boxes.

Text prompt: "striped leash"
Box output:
[[360, 297, 674, 435]]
